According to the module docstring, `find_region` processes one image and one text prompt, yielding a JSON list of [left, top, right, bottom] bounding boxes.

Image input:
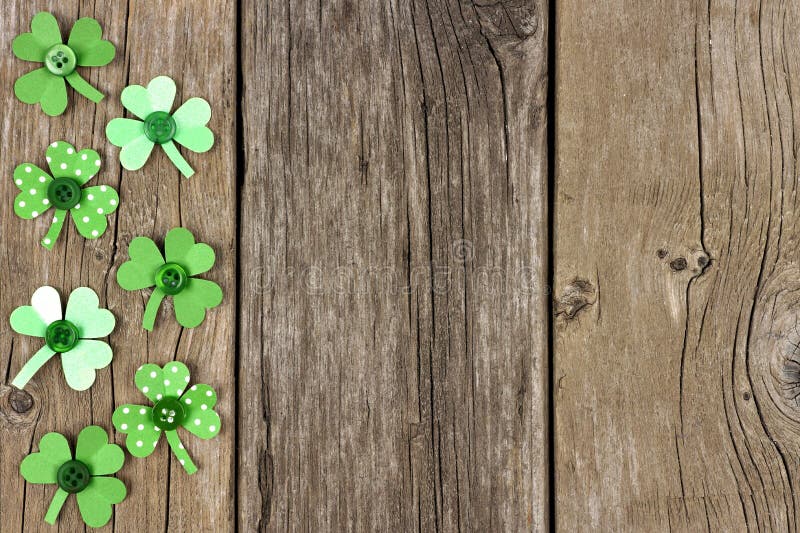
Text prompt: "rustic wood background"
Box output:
[[10, 0, 798, 532]]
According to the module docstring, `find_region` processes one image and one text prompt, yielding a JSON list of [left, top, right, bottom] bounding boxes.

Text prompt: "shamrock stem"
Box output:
[[41, 209, 67, 250], [162, 141, 195, 178], [165, 430, 197, 474], [142, 288, 166, 331], [11, 345, 56, 389], [44, 488, 69, 524], [65, 72, 104, 103]]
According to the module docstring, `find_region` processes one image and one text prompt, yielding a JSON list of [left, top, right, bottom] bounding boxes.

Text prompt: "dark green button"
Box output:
[[143, 111, 177, 144], [44, 44, 77, 77], [47, 178, 81, 210], [45, 320, 80, 353], [152, 397, 185, 430], [57, 460, 90, 493], [155, 263, 188, 295]]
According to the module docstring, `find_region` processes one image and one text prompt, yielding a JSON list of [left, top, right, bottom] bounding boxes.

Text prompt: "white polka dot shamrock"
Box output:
[[13, 140, 119, 249], [112, 361, 220, 475]]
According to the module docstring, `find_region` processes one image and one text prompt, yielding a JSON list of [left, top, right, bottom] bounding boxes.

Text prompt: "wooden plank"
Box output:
[[555, 0, 800, 530], [238, 0, 549, 530], [0, 1, 236, 531]]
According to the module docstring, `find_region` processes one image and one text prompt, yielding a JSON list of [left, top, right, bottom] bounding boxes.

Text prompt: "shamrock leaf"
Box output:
[[12, 12, 61, 61], [116, 227, 223, 330], [111, 404, 161, 458], [60, 340, 113, 391], [67, 18, 115, 67], [19, 433, 72, 484], [13, 163, 53, 219], [78, 477, 127, 528], [71, 186, 119, 239], [106, 75, 215, 177], [10, 286, 115, 391], [19, 426, 126, 528], [181, 384, 221, 440], [12, 12, 115, 115], [113, 361, 221, 474], [14, 68, 68, 116], [12, 141, 118, 249], [46, 141, 101, 182]]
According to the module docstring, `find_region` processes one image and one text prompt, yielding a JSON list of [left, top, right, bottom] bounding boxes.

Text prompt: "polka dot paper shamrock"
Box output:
[[113, 361, 220, 475], [116, 227, 223, 330], [106, 75, 214, 178], [10, 286, 115, 391], [12, 12, 115, 116], [13, 140, 119, 250], [20, 426, 126, 527]]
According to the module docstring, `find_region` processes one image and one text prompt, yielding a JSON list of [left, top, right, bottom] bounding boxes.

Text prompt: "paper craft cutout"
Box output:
[[113, 361, 221, 474], [116, 227, 222, 330], [12, 12, 115, 116], [106, 76, 214, 178], [20, 426, 126, 527], [10, 286, 115, 391], [13, 140, 119, 249]]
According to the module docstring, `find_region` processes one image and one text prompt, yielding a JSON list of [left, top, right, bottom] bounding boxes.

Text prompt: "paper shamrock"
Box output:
[[20, 426, 126, 527], [116, 227, 222, 330], [106, 75, 214, 178], [10, 286, 115, 391], [12, 12, 115, 116], [13, 140, 119, 250], [113, 361, 220, 475]]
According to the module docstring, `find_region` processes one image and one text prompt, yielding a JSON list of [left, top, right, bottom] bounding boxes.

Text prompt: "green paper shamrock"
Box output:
[[13, 140, 119, 250], [113, 361, 221, 475], [116, 227, 223, 331], [20, 426, 126, 527], [10, 286, 115, 391], [12, 12, 115, 116], [106, 75, 214, 178]]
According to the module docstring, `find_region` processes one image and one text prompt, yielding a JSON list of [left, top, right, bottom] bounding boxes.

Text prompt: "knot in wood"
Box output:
[[9, 388, 33, 413], [555, 277, 596, 320]]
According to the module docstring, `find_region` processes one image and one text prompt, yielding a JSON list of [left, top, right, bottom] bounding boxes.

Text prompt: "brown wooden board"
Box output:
[[0, 2, 235, 531], [554, 0, 800, 530], [238, 0, 549, 531]]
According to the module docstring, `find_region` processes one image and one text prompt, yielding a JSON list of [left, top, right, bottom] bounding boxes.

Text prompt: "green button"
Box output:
[[45, 320, 80, 353], [44, 44, 77, 77], [47, 178, 81, 210], [57, 460, 90, 493], [155, 263, 188, 295], [152, 397, 185, 430], [144, 111, 177, 144]]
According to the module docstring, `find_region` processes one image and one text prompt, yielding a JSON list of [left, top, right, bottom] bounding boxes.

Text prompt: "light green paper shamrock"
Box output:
[[116, 227, 223, 331], [20, 426, 126, 527], [13, 12, 115, 116], [10, 286, 115, 391], [14, 140, 119, 250], [113, 361, 221, 475], [106, 75, 214, 178]]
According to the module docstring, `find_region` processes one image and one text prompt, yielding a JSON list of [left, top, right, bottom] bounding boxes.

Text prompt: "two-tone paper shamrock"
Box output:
[[113, 361, 221, 474], [107, 76, 214, 178], [13, 12, 115, 116], [10, 286, 115, 391], [117, 227, 223, 330], [20, 426, 126, 527], [13, 141, 119, 249]]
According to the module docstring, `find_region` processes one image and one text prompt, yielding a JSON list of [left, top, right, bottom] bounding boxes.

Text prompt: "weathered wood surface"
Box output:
[[238, 0, 549, 531], [555, 0, 800, 530], [0, 2, 236, 532]]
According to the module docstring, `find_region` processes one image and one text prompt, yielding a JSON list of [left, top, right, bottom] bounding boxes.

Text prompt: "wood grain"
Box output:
[[555, 0, 800, 530], [0, 2, 236, 532], [238, 0, 549, 530]]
